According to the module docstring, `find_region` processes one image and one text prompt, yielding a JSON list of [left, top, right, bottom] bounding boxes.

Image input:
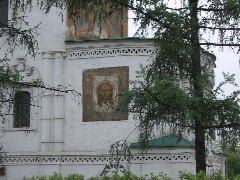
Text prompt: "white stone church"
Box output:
[[0, 1, 225, 179]]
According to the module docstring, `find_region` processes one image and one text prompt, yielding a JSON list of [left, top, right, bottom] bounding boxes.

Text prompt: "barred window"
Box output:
[[0, 0, 8, 26], [13, 91, 31, 128]]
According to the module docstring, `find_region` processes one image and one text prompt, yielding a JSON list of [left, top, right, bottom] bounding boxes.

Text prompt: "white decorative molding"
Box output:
[[42, 51, 67, 60], [2, 153, 195, 166], [68, 47, 155, 60], [3, 153, 225, 167]]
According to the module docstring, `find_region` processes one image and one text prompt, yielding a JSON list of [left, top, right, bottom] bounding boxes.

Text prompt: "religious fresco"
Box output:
[[66, 4, 128, 41], [83, 66, 129, 122]]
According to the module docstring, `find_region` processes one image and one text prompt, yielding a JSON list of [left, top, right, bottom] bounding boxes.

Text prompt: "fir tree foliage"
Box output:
[[114, 0, 240, 173]]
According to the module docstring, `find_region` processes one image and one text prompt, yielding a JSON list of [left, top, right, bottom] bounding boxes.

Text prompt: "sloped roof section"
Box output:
[[130, 134, 194, 148]]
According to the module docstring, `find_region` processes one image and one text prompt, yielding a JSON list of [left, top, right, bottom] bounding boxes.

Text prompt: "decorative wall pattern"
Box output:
[[83, 66, 129, 122], [68, 47, 155, 60], [2, 153, 197, 166]]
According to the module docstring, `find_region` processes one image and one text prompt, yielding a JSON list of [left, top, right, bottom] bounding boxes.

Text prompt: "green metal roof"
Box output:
[[130, 134, 195, 148]]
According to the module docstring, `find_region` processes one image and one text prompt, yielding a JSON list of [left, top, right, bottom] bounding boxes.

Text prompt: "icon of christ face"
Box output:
[[97, 81, 114, 111], [83, 66, 129, 121]]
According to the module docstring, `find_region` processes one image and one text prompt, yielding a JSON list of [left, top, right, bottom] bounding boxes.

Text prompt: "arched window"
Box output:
[[13, 91, 31, 128]]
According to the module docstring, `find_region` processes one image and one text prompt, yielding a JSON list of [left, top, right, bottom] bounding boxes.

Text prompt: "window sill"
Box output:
[[2, 127, 37, 132]]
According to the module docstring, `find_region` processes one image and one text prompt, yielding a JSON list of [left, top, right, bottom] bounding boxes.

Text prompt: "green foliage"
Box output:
[[24, 171, 170, 180], [149, 172, 170, 180], [179, 171, 226, 180], [24, 173, 84, 180], [120, 76, 193, 147], [65, 174, 84, 180], [0, 66, 20, 86], [120, 70, 240, 149], [23, 171, 240, 180], [226, 152, 240, 178]]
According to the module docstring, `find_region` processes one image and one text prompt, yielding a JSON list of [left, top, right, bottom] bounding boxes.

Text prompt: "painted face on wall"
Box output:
[[97, 81, 114, 111], [83, 66, 129, 121]]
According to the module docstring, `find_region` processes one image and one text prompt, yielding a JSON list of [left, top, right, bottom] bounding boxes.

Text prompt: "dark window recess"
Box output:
[[0, 167, 5, 176], [0, 0, 8, 26], [13, 91, 31, 128]]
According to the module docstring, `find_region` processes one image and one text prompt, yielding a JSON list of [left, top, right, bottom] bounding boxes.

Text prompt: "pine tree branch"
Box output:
[[0, 23, 8, 28], [0, 23, 28, 36], [142, 87, 194, 129], [204, 123, 240, 129], [199, 26, 240, 31], [200, 43, 240, 47], [110, 0, 162, 23], [0, 99, 13, 103], [18, 82, 80, 94], [165, 7, 188, 11], [197, 7, 224, 12]]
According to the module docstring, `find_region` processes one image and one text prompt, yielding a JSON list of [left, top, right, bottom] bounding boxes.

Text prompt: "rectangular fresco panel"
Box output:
[[83, 66, 129, 122]]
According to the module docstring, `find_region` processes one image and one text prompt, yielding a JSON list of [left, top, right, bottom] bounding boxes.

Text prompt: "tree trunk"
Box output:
[[188, 0, 207, 173], [195, 121, 206, 172]]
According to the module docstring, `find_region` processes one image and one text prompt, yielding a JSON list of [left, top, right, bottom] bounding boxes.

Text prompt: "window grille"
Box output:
[[13, 91, 31, 128], [0, 0, 8, 26]]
